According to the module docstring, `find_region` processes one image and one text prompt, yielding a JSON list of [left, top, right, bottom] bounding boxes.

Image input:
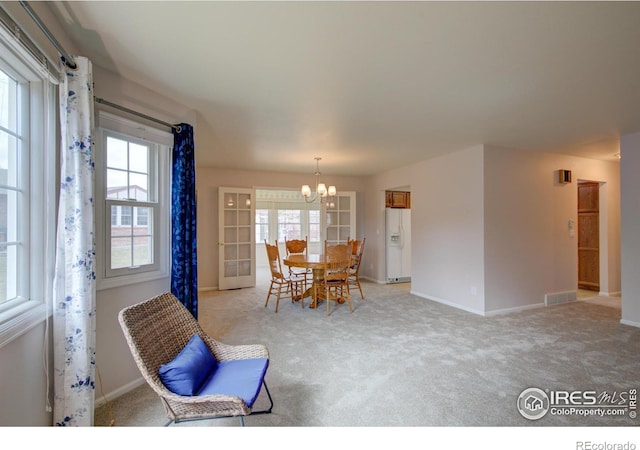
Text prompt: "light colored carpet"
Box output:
[[95, 279, 637, 428]]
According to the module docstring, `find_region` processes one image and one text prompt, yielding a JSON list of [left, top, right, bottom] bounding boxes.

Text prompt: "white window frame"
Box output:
[[0, 26, 57, 348], [95, 111, 171, 290]]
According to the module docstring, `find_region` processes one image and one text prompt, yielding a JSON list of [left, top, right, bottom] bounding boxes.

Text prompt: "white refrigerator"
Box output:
[[386, 208, 411, 283]]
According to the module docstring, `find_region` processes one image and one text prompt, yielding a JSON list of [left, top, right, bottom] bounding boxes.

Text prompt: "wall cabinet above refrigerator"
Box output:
[[385, 190, 411, 208]]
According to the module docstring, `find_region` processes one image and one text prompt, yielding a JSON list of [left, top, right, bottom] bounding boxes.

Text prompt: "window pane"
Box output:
[[0, 70, 17, 132], [120, 206, 132, 226], [129, 143, 148, 173], [135, 206, 149, 228], [106, 169, 128, 199], [278, 209, 301, 240], [110, 205, 118, 226], [111, 237, 132, 269], [255, 209, 269, 242], [1, 189, 17, 242], [1, 131, 18, 189], [106, 136, 128, 170], [0, 243, 17, 304], [133, 236, 152, 266], [309, 209, 320, 242], [129, 173, 148, 200]]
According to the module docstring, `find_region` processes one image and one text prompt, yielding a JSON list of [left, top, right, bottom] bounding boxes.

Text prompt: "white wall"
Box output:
[[483, 146, 620, 314], [0, 324, 53, 425], [412, 146, 486, 313], [363, 145, 486, 314], [364, 145, 620, 317], [620, 131, 640, 326]]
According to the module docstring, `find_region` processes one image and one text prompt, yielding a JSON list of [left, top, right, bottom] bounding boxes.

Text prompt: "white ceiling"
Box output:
[[47, 1, 640, 176]]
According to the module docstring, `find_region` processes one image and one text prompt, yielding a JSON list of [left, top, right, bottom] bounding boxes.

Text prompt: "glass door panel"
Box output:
[[218, 187, 256, 290], [322, 191, 356, 247]]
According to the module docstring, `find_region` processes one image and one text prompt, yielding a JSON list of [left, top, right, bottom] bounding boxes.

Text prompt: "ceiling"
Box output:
[[47, 1, 640, 176]]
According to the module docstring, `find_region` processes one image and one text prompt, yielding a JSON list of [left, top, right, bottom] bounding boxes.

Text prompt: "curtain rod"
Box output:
[[0, 4, 59, 76], [19, 1, 76, 70], [94, 96, 181, 133]]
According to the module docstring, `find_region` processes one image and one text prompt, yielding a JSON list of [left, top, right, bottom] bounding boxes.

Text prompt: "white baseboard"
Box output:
[[484, 302, 546, 316], [198, 286, 218, 292], [599, 291, 621, 297], [95, 377, 146, 408], [410, 290, 485, 316], [620, 319, 640, 328], [359, 276, 386, 284]]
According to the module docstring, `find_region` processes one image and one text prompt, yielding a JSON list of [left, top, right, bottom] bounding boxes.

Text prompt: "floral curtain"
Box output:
[[171, 124, 198, 318], [52, 56, 96, 426]]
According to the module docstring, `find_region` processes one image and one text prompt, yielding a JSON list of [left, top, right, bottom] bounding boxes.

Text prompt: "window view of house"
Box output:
[[104, 134, 156, 271]]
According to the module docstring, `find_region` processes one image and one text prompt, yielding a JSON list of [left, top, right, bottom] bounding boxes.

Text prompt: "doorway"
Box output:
[[577, 181, 600, 292]]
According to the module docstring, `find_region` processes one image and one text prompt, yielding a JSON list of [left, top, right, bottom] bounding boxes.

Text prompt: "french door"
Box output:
[[322, 192, 356, 246], [218, 187, 255, 290]]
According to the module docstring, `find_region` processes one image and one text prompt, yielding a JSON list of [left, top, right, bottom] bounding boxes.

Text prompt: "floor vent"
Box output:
[[545, 291, 578, 306]]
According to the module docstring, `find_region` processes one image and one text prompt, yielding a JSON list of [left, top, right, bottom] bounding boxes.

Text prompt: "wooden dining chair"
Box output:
[[264, 240, 305, 312], [347, 237, 366, 299], [319, 242, 353, 316], [284, 236, 311, 288]]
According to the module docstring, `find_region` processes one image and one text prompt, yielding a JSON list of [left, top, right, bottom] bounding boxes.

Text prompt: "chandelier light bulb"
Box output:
[[301, 157, 337, 203]]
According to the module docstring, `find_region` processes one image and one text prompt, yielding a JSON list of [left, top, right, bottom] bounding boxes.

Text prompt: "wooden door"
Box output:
[[578, 182, 599, 292]]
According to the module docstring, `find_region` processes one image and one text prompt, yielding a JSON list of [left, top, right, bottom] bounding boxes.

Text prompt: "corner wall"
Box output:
[[364, 145, 486, 314], [620, 131, 640, 326], [483, 146, 620, 314]]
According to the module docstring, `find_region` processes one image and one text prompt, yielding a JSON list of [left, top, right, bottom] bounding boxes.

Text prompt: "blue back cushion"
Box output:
[[158, 334, 218, 396]]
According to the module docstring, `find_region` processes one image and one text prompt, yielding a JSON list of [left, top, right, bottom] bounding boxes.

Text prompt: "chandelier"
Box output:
[[301, 157, 336, 203]]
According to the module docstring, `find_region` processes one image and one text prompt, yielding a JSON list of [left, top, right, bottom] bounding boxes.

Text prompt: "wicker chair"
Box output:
[[118, 292, 273, 426], [347, 237, 366, 299], [265, 240, 306, 311], [319, 243, 353, 316]]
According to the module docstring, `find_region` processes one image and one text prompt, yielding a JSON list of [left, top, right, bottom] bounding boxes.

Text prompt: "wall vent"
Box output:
[[545, 291, 578, 306]]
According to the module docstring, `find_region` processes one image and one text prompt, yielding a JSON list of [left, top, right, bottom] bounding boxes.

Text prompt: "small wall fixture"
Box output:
[[559, 169, 572, 184]]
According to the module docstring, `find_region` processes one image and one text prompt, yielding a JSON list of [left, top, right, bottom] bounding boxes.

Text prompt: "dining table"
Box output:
[[283, 253, 345, 308]]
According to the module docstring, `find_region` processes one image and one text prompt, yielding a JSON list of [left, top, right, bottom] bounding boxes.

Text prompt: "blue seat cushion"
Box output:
[[158, 334, 218, 396], [196, 358, 269, 407]]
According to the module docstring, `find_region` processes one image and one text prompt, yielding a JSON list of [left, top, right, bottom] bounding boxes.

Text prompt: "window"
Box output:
[[309, 209, 320, 243], [278, 209, 301, 240], [136, 207, 149, 226], [96, 112, 171, 289], [255, 209, 269, 243], [0, 29, 56, 346], [255, 189, 324, 247], [0, 68, 18, 307]]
